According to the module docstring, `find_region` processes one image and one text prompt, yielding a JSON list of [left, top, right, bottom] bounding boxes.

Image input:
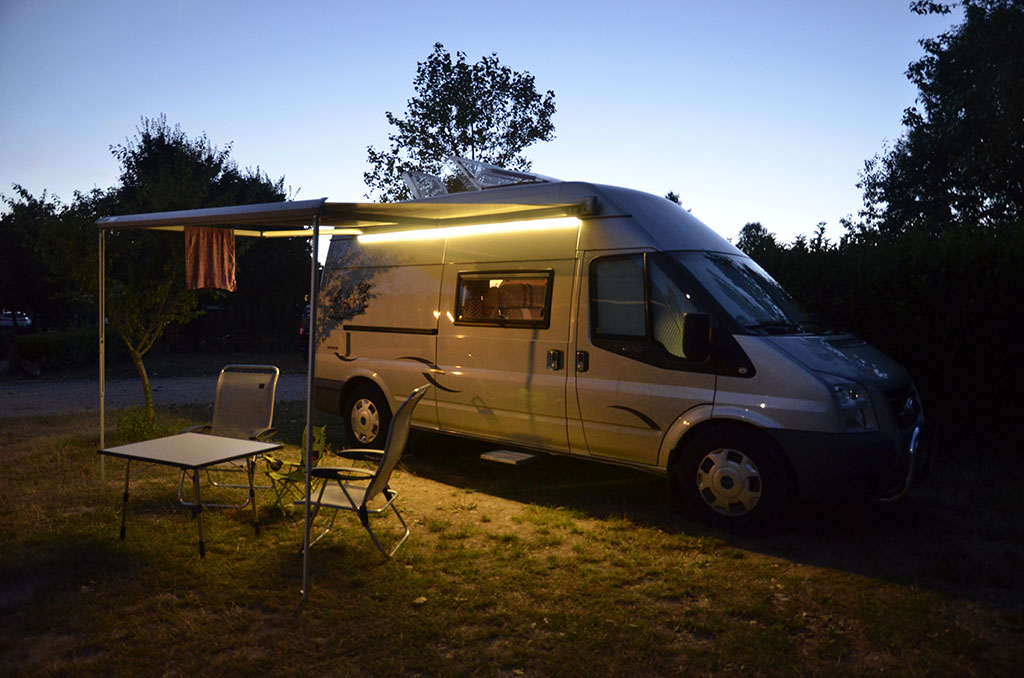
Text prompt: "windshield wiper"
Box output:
[[745, 320, 832, 335], [745, 321, 806, 335]]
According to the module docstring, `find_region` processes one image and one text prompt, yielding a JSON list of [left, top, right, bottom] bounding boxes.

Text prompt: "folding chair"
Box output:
[[305, 384, 429, 558], [265, 424, 326, 514], [178, 364, 279, 509]]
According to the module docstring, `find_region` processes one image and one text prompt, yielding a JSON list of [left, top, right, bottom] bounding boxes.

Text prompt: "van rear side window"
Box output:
[[456, 271, 553, 328]]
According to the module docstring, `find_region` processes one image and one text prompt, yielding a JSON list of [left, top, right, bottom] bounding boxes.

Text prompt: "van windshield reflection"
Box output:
[[672, 252, 822, 335]]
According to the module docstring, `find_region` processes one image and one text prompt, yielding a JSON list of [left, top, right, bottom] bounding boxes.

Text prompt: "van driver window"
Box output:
[[649, 258, 699, 357], [456, 271, 552, 328]]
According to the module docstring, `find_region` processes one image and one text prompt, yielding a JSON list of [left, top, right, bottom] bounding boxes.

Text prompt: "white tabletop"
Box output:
[[99, 432, 282, 469]]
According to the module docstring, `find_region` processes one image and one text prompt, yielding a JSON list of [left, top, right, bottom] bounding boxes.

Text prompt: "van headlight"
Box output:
[[821, 375, 878, 432]]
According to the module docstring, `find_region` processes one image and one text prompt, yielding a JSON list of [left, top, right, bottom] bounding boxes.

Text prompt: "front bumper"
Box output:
[[771, 420, 933, 503]]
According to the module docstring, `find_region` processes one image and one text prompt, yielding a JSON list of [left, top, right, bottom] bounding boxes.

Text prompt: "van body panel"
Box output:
[[435, 258, 574, 450], [715, 336, 836, 433], [442, 223, 579, 263], [763, 335, 909, 390], [318, 236, 444, 428], [657, 403, 716, 469]]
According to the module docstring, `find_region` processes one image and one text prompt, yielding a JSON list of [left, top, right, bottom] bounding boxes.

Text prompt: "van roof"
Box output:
[[406, 181, 743, 254]]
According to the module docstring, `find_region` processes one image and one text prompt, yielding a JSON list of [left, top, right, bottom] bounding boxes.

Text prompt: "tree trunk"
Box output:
[[127, 344, 155, 422]]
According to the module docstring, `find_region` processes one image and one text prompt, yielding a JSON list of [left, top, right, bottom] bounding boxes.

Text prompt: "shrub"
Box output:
[[752, 224, 1024, 450], [13, 327, 98, 369]]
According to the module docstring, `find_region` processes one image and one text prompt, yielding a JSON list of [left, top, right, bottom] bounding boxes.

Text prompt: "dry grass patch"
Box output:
[[0, 405, 1021, 677]]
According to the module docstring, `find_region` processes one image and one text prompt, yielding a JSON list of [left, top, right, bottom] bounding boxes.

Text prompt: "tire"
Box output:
[[343, 383, 392, 449], [672, 425, 794, 534]]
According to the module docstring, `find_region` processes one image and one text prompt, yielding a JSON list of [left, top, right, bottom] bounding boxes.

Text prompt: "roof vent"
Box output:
[[402, 170, 449, 199], [449, 156, 557, 191]]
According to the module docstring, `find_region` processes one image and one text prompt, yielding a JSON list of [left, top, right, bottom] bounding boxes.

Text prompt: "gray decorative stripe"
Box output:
[[398, 356, 438, 368], [608, 405, 661, 431], [334, 353, 357, 362], [344, 324, 438, 335], [422, 372, 460, 393]]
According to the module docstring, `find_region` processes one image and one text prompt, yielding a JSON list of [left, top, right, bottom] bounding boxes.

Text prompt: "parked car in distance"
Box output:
[[0, 311, 32, 329]]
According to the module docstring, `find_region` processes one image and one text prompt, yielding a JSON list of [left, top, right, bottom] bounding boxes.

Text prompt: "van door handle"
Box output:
[[576, 351, 589, 373], [546, 349, 564, 371]]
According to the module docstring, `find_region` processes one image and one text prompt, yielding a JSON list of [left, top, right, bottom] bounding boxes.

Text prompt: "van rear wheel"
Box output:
[[673, 426, 794, 533], [343, 384, 392, 449]]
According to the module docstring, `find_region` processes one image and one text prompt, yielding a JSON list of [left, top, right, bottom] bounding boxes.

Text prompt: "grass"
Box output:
[[0, 402, 1022, 677]]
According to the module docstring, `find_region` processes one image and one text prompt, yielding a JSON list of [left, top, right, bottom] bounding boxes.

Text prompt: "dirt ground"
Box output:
[[0, 372, 309, 417], [0, 351, 309, 417]]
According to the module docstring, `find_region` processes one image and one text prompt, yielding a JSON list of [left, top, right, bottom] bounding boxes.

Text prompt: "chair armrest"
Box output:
[[312, 466, 375, 481], [251, 427, 277, 442], [335, 449, 384, 463], [181, 424, 211, 434], [264, 455, 300, 473]]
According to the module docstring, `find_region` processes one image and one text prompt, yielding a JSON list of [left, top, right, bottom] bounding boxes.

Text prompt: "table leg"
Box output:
[[192, 470, 205, 558], [120, 459, 131, 541], [248, 457, 261, 535]]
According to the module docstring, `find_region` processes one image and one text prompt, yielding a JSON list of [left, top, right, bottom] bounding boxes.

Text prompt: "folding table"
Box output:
[[99, 432, 282, 557]]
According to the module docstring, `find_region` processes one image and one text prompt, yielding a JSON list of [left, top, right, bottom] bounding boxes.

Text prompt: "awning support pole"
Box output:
[[301, 213, 321, 605], [99, 229, 106, 482]]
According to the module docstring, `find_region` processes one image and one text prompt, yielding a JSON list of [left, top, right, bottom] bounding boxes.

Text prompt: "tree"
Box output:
[[364, 43, 556, 201], [858, 1, 1024, 235], [99, 116, 289, 419], [0, 188, 65, 329], [736, 222, 782, 261]]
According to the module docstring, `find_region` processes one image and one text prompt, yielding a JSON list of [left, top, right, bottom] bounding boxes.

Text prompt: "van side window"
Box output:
[[590, 253, 701, 360], [456, 271, 553, 329], [591, 255, 646, 337]]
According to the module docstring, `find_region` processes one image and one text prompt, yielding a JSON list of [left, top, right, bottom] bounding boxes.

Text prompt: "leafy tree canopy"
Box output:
[[2, 115, 294, 418], [859, 0, 1024, 235], [364, 43, 556, 201]]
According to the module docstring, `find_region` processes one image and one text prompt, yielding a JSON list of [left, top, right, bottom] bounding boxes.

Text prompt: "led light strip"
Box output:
[[356, 216, 581, 244]]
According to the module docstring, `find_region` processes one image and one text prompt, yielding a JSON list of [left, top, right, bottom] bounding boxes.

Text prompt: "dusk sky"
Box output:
[[0, 0, 961, 244]]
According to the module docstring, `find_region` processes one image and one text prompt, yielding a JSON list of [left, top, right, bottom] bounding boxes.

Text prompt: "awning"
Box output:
[[96, 197, 593, 237]]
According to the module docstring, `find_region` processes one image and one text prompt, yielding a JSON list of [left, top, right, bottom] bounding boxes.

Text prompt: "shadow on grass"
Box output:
[[0, 534, 149, 618], [400, 431, 683, 526], [237, 402, 1024, 615], [398, 430, 1024, 615]]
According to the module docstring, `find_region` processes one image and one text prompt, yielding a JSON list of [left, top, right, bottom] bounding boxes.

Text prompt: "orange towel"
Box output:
[[185, 226, 236, 291]]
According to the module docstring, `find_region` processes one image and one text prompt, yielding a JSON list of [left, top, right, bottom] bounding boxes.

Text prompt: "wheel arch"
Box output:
[[338, 373, 393, 413], [665, 417, 797, 491]]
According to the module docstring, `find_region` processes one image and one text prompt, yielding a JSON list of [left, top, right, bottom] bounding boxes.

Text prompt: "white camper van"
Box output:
[[313, 176, 930, 531]]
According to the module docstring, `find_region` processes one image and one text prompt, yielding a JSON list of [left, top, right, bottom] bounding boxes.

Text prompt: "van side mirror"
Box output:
[[682, 313, 711, 362]]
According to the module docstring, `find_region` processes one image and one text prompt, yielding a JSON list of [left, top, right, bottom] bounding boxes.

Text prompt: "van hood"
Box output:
[[762, 334, 909, 389]]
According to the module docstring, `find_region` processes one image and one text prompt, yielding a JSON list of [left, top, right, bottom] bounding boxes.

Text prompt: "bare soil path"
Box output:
[[0, 373, 309, 417], [0, 351, 310, 417]]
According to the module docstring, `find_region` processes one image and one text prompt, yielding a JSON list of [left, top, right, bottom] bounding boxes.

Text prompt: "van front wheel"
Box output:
[[343, 384, 392, 449], [673, 426, 793, 533]]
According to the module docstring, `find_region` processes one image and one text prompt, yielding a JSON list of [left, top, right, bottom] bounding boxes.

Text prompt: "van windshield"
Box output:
[[672, 252, 822, 335]]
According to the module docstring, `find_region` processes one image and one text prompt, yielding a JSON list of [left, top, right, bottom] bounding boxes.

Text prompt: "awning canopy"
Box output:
[[96, 197, 592, 238]]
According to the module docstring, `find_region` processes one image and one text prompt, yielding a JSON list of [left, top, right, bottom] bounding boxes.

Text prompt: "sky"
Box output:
[[0, 0, 961, 245]]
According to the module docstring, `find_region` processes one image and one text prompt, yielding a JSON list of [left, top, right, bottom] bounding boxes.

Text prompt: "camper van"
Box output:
[[313, 175, 930, 532]]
